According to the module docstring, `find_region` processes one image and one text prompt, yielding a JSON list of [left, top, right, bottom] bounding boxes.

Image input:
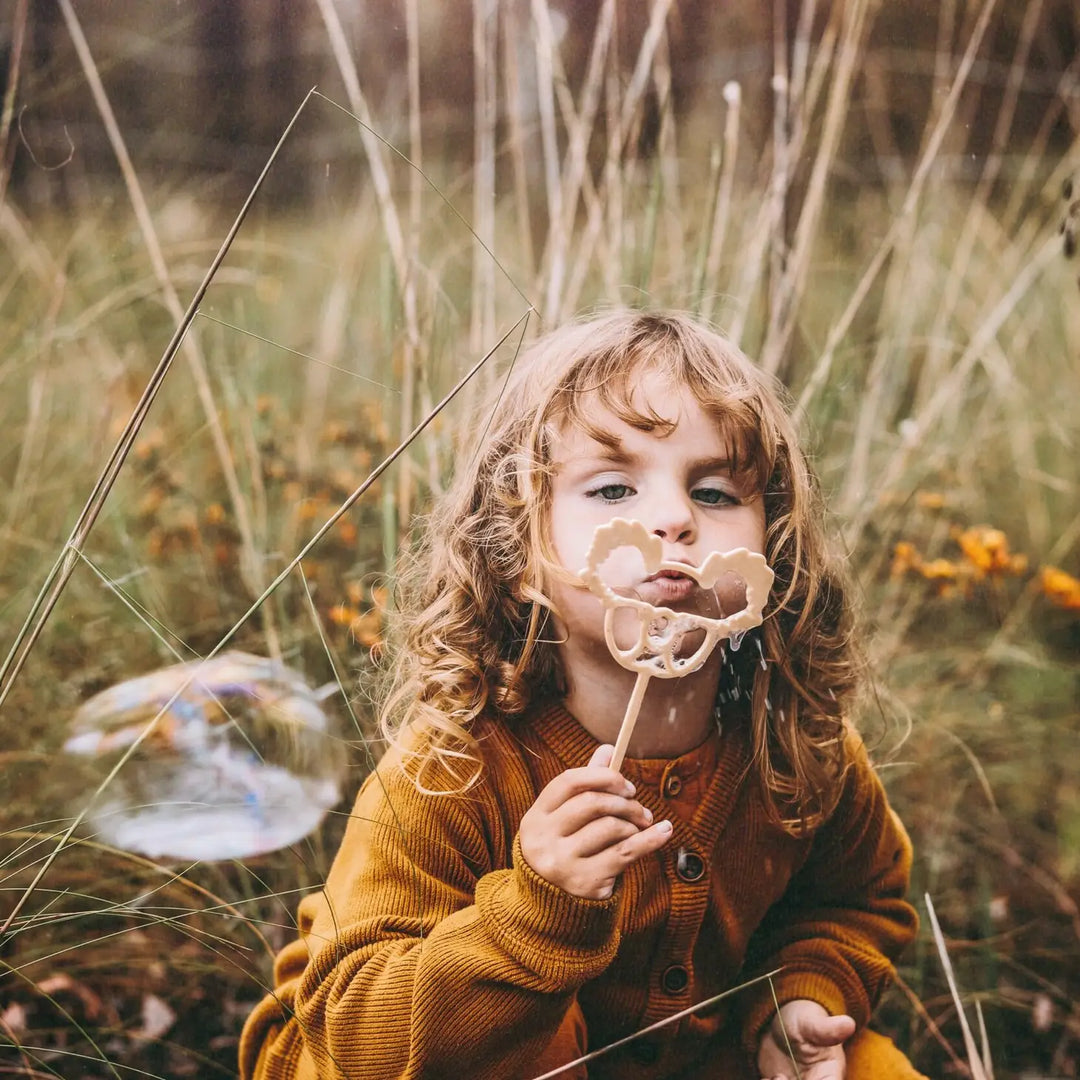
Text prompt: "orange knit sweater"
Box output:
[[239, 701, 918, 1080]]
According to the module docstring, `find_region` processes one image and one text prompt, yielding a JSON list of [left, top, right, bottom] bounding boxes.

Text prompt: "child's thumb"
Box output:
[[805, 1012, 856, 1047], [589, 744, 615, 769]]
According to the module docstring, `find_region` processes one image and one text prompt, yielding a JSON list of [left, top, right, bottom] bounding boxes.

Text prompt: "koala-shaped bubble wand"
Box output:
[[578, 519, 774, 772]]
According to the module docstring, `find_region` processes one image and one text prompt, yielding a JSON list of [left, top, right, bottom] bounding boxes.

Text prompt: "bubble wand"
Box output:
[[578, 519, 774, 772]]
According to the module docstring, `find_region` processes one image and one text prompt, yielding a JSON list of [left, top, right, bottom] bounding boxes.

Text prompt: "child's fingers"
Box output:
[[570, 813, 646, 857], [556, 789, 653, 835], [588, 744, 614, 769], [802, 1013, 856, 1047], [590, 818, 673, 868], [532, 764, 635, 813]]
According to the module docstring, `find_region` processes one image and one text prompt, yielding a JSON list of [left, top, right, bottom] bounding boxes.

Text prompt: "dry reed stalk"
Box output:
[[0, 0, 27, 208], [527, 968, 782, 1080], [794, 0, 1001, 427], [723, 6, 838, 347], [0, 203, 57, 290], [1003, 54, 1080, 232], [788, 0, 818, 122], [316, 0, 423, 533], [531, 0, 566, 322], [924, 893, 993, 1080], [842, 231, 1059, 554], [730, 1, 838, 349], [766, 0, 793, 358], [562, 0, 675, 314], [296, 216, 365, 485], [3, 275, 63, 541], [651, 28, 682, 291], [501, 1, 536, 279], [532, 0, 614, 322], [406, 0, 423, 273], [473, 0, 498, 352], [697, 83, 741, 320], [892, 973, 978, 1075], [760, 0, 873, 376], [919, 0, 1045, 402], [57, 0, 274, 629], [601, 17, 624, 301], [403, 0, 424, 525]]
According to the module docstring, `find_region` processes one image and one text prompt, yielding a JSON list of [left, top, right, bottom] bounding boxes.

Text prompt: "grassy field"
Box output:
[[2, 2, 1079, 1076]]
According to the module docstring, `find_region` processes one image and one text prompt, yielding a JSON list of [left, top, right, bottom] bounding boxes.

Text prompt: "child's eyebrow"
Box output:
[[562, 449, 741, 474]]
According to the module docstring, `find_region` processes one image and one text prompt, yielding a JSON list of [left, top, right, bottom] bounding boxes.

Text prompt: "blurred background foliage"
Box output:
[[1, 1, 1079, 1076]]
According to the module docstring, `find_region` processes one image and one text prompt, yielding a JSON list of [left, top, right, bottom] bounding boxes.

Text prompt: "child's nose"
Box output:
[[648, 495, 696, 545]]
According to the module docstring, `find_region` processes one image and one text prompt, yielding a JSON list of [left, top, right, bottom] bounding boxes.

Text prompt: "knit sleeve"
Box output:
[[737, 734, 918, 1055], [238, 759, 622, 1080]]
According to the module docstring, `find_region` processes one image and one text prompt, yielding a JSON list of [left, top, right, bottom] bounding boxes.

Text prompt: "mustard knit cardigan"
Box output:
[[240, 701, 917, 1079]]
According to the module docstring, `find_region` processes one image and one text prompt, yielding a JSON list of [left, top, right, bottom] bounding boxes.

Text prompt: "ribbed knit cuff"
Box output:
[[740, 969, 851, 1060], [473, 833, 622, 992]]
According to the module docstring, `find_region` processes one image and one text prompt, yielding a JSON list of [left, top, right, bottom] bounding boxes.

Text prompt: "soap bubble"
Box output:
[[63, 652, 345, 861]]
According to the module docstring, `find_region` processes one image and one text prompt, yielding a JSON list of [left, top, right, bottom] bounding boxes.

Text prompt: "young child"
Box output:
[[240, 310, 925, 1080]]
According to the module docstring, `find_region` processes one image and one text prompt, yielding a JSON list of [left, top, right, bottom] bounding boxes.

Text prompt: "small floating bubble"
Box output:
[[755, 636, 768, 670]]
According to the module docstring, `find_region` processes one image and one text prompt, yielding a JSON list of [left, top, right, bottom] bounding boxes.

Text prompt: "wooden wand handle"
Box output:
[[609, 670, 651, 773]]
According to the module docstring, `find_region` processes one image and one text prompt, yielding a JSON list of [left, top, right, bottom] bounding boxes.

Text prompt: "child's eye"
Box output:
[[587, 483, 634, 502], [692, 486, 739, 506]]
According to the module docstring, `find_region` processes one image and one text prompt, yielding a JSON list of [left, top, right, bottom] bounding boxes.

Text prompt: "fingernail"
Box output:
[[643, 807, 653, 824], [657, 819, 673, 833], [624, 781, 636, 797]]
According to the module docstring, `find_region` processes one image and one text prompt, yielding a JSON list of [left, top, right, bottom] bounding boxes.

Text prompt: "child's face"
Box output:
[[546, 373, 767, 661]]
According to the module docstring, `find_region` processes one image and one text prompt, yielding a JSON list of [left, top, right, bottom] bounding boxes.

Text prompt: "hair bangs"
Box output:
[[543, 337, 776, 497]]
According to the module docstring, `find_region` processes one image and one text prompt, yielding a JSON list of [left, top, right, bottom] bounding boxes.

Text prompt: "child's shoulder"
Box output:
[[826, 722, 903, 824], [366, 706, 560, 810]]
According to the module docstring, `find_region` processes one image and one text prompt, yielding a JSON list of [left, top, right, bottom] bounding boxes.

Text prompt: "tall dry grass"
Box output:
[[1, 1, 1078, 1076]]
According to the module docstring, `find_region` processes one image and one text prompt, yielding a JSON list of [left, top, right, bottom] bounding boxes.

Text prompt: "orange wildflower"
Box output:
[[952, 525, 1025, 577], [1040, 566, 1080, 611], [329, 603, 360, 627], [204, 503, 226, 526], [891, 541, 922, 577], [915, 491, 946, 510], [134, 427, 166, 461], [322, 420, 351, 445], [349, 609, 383, 649], [138, 487, 166, 517], [920, 558, 959, 581]]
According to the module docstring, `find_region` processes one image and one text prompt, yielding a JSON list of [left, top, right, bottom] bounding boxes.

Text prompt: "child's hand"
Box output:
[[519, 744, 672, 900], [756, 999, 856, 1080]]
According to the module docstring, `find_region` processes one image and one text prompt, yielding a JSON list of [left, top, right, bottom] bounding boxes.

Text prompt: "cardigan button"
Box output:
[[661, 964, 689, 994], [662, 773, 682, 797], [676, 847, 705, 882]]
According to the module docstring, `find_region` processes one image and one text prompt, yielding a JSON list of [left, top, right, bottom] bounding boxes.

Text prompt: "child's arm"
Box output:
[[737, 734, 918, 1062], [239, 743, 663, 1080]]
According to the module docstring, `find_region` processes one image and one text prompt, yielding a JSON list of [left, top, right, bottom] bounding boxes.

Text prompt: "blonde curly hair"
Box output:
[[380, 309, 858, 831]]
